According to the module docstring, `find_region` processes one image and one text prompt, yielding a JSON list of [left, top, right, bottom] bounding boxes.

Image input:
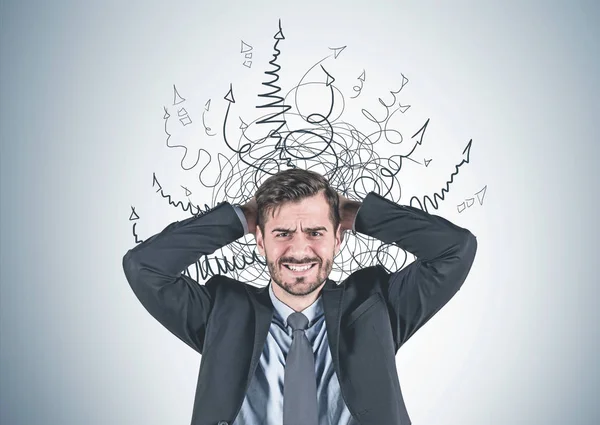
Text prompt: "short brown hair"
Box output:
[[255, 168, 340, 233]]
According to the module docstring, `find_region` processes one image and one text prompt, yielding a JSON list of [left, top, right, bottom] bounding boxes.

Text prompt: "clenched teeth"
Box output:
[[283, 263, 316, 271]]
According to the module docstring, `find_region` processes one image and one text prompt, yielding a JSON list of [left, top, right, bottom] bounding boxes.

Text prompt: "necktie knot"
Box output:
[[287, 312, 309, 331]]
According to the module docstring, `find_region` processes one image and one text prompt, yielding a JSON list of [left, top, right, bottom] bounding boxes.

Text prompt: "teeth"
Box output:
[[285, 264, 314, 271]]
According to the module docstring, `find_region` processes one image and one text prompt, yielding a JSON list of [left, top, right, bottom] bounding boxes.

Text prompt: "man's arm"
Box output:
[[122, 201, 249, 354], [351, 192, 478, 350]]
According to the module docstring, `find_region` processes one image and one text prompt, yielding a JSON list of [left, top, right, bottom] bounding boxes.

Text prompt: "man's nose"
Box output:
[[287, 234, 314, 255]]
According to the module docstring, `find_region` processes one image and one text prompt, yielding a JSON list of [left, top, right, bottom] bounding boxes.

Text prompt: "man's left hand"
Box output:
[[338, 193, 362, 242]]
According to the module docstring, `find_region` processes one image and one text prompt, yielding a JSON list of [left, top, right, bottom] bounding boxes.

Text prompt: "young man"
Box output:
[[122, 168, 477, 425]]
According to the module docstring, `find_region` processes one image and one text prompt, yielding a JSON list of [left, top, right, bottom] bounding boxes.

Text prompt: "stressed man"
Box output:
[[122, 168, 477, 425]]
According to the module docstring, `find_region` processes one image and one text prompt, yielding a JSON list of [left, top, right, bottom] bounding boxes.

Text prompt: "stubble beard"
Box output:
[[267, 255, 334, 296]]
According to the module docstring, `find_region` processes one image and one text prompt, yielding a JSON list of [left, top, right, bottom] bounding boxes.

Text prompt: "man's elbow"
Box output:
[[465, 231, 477, 264], [456, 230, 477, 283], [122, 249, 140, 289]]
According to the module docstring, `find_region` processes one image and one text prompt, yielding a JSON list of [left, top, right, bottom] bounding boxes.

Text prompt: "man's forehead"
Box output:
[[265, 201, 331, 229]]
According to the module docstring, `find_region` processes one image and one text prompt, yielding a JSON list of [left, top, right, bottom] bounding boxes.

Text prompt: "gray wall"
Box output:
[[1, 1, 598, 424]]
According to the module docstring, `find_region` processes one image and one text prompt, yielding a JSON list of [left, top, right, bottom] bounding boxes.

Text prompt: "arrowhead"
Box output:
[[240, 40, 253, 53], [462, 139, 473, 161], [173, 84, 185, 105], [224, 84, 235, 103], [129, 207, 139, 221], [274, 19, 285, 39], [321, 65, 335, 86], [205, 99, 211, 111], [329, 45, 346, 58], [152, 173, 162, 192], [398, 104, 410, 113], [400, 73, 409, 90], [475, 185, 487, 205], [411, 118, 430, 145], [181, 185, 192, 197]]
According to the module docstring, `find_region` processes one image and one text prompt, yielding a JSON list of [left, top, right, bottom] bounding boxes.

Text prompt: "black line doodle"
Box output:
[[173, 84, 185, 105], [202, 99, 216, 136], [475, 185, 487, 204], [457, 185, 487, 213], [410, 139, 473, 213], [152, 173, 212, 216], [163, 86, 203, 170], [178, 107, 192, 126], [130, 19, 476, 285], [181, 185, 192, 197], [350, 70, 365, 99], [239, 117, 249, 132], [183, 249, 267, 281], [241, 40, 253, 68], [329, 45, 346, 59], [132, 222, 143, 244], [398, 103, 411, 113], [241, 40, 253, 53], [129, 206, 139, 221]]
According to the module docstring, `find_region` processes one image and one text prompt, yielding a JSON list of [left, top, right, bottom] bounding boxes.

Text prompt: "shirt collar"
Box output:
[[268, 280, 324, 328]]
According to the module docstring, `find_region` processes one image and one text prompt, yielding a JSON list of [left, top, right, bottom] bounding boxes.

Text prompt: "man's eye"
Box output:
[[276, 233, 288, 237], [311, 232, 322, 237]]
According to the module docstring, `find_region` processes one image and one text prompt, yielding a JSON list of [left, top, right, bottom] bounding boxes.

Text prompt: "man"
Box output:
[[122, 168, 477, 425]]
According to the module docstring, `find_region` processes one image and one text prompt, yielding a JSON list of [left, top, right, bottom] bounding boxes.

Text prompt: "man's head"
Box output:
[[255, 168, 342, 297]]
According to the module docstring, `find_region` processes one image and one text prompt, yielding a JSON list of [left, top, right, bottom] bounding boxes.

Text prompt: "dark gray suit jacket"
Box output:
[[122, 192, 477, 425]]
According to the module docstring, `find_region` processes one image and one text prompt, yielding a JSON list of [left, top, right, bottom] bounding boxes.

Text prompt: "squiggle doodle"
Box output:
[[130, 207, 143, 243], [129, 19, 480, 285], [152, 173, 213, 216], [202, 99, 216, 136], [409, 139, 472, 213], [350, 70, 366, 99]]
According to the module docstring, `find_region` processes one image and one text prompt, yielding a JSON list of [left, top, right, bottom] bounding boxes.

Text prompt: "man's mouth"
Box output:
[[281, 263, 318, 273]]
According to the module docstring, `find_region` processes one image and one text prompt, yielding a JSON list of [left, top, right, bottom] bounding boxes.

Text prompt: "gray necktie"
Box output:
[[283, 312, 319, 425]]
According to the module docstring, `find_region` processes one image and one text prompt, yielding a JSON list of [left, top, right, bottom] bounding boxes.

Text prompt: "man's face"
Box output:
[[256, 191, 342, 297]]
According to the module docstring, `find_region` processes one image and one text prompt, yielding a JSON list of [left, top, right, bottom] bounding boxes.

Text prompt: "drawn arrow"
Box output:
[[173, 84, 185, 105], [129, 207, 139, 221], [224, 84, 235, 103], [329, 45, 346, 58], [475, 185, 487, 205], [321, 65, 335, 86], [240, 40, 253, 53]]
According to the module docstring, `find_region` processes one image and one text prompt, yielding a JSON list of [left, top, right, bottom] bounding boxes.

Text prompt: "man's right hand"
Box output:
[[240, 197, 258, 236]]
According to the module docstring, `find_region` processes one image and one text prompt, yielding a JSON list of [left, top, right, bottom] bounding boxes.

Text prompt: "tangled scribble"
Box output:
[[129, 19, 479, 287]]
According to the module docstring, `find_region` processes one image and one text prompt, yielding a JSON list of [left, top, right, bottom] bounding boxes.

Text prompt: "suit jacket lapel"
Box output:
[[245, 284, 274, 388], [322, 279, 344, 376]]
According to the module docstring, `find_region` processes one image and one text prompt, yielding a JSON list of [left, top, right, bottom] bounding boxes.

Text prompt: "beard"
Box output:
[[266, 252, 334, 296]]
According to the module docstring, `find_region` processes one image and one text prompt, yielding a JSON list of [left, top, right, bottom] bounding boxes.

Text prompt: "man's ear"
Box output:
[[256, 226, 265, 257], [334, 223, 343, 256]]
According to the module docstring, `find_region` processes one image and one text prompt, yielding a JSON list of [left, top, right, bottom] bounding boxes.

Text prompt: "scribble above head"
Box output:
[[129, 18, 478, 285]]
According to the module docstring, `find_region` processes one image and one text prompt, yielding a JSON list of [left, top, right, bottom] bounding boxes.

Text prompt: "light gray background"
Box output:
[[1, 1, 599, 424]]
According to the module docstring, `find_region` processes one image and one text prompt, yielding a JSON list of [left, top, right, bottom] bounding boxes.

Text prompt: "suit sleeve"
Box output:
[[354, 192, 478, 350], [122, 202, 246, 354]]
